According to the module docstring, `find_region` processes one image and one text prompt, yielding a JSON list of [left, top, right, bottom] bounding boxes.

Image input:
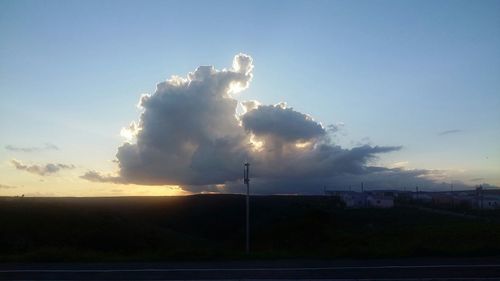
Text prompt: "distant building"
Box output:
[[330, 191, 394, 208], [339, 191, 368, 208], [475, 187, 500, 209], [326, 187, 500, 209], [481, 196, 500, 209], [367, 195, 394, 208], [408, 188, 500, 209]]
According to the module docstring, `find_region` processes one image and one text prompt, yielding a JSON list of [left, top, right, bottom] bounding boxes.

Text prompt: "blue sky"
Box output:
[[1, 0, 499, 196]]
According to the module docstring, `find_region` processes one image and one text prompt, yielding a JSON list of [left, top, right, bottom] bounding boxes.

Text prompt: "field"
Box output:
[[1, 195, 500, 262]]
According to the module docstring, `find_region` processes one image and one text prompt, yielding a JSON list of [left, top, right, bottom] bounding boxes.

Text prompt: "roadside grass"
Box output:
[[1, 195, 499, 261]]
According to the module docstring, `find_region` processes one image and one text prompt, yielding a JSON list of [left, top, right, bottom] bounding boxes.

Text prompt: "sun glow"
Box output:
[[228, 81, 246, 94], [295, 141, 312, 149], [249, 134, 264, 151], [120, 122, 139, 142]]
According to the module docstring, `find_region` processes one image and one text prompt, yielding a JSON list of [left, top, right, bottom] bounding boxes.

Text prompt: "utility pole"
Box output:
[[243, 162, 250, 254], [480, 184, 484, 210], [451, 183, 454, 208], [361, 182, 366, 206], [476, 185, 481, 209]]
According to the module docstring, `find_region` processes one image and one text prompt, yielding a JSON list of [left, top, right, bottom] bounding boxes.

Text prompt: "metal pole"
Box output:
[[480, 185, 484, 209], [451, 183, 454, 208], [244, 163, 250, 254], [246, 179, 250, 254]]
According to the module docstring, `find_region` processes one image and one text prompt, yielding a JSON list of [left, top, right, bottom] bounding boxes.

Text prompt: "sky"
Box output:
[[0, 0, 499, 196]]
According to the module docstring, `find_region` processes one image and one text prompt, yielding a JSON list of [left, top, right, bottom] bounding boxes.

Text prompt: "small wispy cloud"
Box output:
[[0, 184, 17, 189], [23, 191, 55, 197], [389, 161, 409, 169], [438, 129, 462, 136], [327, 122, 345, 134], [5, 143, 59, 152], [470, 177, 485, 182], [10, 159, 74, 176], [80, 170, 124, 184]]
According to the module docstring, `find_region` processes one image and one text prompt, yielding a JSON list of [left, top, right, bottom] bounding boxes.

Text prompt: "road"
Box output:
[[1, 258, 500, 280]]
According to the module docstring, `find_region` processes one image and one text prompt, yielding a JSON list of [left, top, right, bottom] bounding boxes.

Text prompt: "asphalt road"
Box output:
[[1, 258, 500, 280]]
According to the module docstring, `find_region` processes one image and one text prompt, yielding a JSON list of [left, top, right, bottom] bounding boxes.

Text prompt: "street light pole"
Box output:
[[244, 162, 250, 254]]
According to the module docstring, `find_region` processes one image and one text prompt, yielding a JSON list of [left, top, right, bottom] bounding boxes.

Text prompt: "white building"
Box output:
[[480, 196, 500, 209], [337, 191, 368, 208], [367, 195, 394, 208], [333, 191, 394, 208]]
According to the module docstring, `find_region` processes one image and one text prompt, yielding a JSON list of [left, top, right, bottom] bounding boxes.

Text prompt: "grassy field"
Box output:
[[1, 195, 500, 262]]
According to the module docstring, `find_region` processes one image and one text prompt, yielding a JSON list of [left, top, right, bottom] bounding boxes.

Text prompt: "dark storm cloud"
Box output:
[[82, 54, 448, 193], [246, 143, 401, 182], [438, 129, 462, 136], [5, 143, 59, 152], [182, 167, 444, 195], [242, 103, 326, 142], [11, 159, 74, 176]]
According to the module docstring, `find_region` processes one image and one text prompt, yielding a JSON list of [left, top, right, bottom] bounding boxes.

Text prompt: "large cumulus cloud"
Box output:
[[108, 54, 254, 186], [82, 54, 442, 193]]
